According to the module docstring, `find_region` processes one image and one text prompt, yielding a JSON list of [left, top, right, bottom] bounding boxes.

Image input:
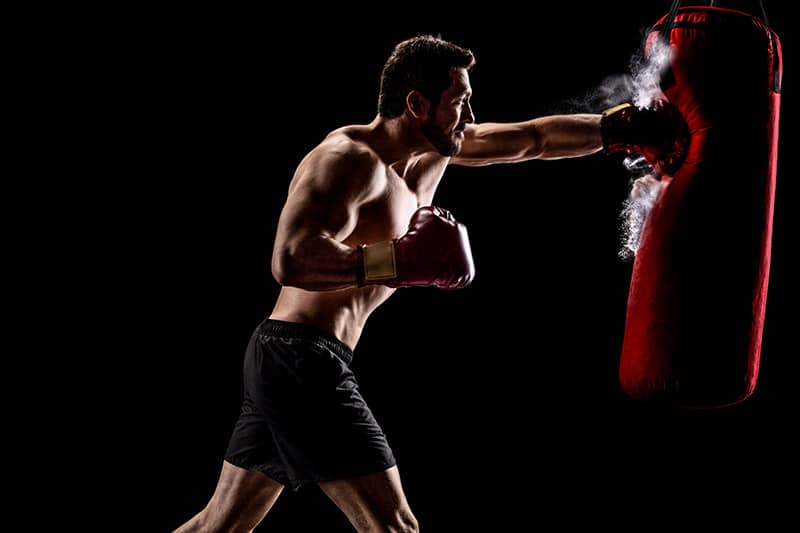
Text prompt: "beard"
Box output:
[[421, 117, 461, 157], [618, 174, 665, 259]]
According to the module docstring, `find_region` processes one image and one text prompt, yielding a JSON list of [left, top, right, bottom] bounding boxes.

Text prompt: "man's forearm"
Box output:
[[271, 235, 361, 291], [533, 114, 603, 159]]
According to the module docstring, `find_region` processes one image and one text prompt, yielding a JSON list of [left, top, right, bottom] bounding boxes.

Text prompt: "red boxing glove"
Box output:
[[601, 100, 689, 175], [358, 206, 475, 289]]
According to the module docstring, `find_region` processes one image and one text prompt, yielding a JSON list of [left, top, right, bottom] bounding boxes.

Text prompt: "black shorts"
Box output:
[[225, 319, 396, 490]]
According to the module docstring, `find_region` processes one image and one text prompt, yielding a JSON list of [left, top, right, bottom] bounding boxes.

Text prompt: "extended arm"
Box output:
[[451, 102, 689, 174], [450, 114, 602, 167]]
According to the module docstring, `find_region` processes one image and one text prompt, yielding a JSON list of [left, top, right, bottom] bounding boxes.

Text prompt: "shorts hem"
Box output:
[[224, 455, 398, 491], [312, 457, 399, 486], [224, 455, 294, 489]]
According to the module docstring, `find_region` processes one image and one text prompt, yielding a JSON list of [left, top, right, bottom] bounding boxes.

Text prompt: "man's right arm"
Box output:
[[271, 145, 376, 291], [271, 143, 476, 292]]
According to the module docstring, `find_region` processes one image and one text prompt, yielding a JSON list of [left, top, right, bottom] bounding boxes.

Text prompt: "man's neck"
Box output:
[[368, 115, 432, 166]]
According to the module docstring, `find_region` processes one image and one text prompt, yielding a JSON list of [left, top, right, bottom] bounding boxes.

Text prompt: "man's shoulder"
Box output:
[[291, 128, 383, 193], [312, 128, 381, 170]]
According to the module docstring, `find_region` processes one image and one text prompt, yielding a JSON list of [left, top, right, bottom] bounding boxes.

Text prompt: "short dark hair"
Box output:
[[378, 35, 475, 118]]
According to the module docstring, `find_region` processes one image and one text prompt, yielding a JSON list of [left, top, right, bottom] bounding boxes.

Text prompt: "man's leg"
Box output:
[[319, 466, 419, 533], [174, 460, 283, 533]]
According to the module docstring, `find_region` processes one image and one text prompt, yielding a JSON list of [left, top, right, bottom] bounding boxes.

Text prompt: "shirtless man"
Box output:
[[175, 34, 686, 532]]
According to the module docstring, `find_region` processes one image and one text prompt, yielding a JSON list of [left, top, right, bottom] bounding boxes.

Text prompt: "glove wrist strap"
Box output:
[[601, 102, 635, 154], [602, 102, 633, 117], [360, 241, 397, 284]]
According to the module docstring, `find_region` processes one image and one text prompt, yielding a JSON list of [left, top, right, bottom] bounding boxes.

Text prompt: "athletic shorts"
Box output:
[[224, 318, 396, 490]]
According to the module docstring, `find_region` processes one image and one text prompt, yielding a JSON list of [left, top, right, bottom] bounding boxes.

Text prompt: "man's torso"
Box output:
[[270, 125, 450, 349]]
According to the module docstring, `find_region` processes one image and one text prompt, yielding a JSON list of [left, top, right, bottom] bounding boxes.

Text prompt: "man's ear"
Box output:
[[406, 91, 430, 119]]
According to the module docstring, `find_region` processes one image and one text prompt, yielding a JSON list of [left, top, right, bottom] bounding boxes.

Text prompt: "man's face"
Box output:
[[421, 68, 474, 156]]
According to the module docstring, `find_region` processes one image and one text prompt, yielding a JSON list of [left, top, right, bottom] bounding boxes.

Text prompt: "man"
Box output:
[[175, 34, 686, 532]]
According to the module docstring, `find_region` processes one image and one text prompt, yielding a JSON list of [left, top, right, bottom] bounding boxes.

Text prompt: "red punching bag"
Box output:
[[619, 1, 782, 407]]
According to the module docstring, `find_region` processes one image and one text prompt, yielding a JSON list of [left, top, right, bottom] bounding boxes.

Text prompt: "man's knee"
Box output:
[[395, 510, 419, 533], [383, 508, 419, 533], [352, 507, 418, 533]]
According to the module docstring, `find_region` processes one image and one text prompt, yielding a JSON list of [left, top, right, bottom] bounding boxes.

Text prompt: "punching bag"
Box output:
[[619, 1, 782, 407]]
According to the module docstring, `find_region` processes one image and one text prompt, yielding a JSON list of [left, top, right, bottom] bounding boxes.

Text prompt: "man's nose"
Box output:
[[463, 102, 475, 124]]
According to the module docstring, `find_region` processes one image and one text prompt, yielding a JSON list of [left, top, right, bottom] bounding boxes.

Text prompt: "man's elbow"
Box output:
[[271, 250, 297, 286]]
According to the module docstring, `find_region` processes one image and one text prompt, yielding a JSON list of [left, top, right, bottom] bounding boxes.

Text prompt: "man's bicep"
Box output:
[[275, 144, 376, 251], [279, 181, 358, 242]]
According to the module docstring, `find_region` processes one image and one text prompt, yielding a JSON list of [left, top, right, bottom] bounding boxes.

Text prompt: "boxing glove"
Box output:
[[358, 206, 475, 289], [601, 100, 689, 175]]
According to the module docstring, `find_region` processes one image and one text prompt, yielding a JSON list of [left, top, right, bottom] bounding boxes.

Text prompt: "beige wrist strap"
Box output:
[[361, 241, 397, 282], [602, 102, 633, 117]]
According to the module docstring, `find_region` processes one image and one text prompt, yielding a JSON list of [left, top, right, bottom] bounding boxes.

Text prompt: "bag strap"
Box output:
[[665, 1, 769, 31], [659, 1, 779, 93]]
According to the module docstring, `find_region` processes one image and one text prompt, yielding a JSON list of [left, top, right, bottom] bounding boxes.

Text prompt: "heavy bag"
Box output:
[[619, 3, 782, 407]]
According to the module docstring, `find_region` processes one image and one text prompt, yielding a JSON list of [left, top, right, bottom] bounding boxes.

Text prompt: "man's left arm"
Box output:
[[451, 102, 689, 175], [450, 114, 603, 167]]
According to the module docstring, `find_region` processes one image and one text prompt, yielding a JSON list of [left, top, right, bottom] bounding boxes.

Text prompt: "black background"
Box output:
[[74, 2, 796, 530]]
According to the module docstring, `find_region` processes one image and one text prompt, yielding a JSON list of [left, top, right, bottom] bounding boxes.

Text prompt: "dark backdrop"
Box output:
[[91, 2, 796, 530]]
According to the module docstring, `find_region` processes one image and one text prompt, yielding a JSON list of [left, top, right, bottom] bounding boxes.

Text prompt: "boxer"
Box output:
[[175, 34, 686, 532]]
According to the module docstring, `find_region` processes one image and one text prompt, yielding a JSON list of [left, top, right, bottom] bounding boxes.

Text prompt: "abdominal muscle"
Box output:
[[269, 283, 395, 351]]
